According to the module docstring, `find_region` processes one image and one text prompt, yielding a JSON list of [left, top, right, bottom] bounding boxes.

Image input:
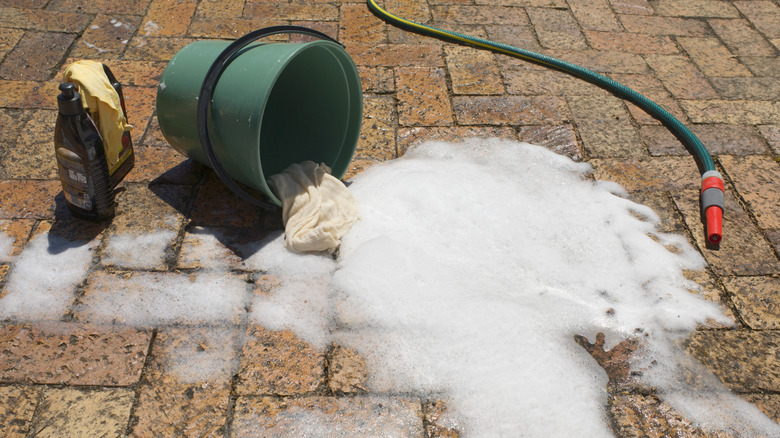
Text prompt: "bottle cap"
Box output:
[[57, 82, 83, 116]]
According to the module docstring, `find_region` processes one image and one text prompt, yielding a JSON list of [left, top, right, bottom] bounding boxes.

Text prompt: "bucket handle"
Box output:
[[196, 26, 344, 211]]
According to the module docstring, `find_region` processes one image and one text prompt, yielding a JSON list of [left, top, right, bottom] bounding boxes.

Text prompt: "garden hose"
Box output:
[[366, 0, 724, 246]]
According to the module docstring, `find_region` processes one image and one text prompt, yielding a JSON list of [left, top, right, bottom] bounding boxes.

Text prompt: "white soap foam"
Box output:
[[249, 138, 778, 437], [165, 327, 241, 384], [101, 230, 177, 270], [75, 270, 248, 326], [0, 233, 96, 321]]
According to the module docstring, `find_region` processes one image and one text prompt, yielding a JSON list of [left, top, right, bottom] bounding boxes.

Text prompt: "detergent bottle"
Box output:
[[54, 82, 115, 220]]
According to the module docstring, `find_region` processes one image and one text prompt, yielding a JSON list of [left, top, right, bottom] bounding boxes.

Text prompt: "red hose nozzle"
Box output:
[[701, 171, 724, 246], [705, 206, 723, 244]]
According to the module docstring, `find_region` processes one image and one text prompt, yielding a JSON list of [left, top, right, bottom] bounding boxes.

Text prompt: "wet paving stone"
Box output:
[[720, 155, 780, 230], [0, 31, 76, 81], [47, 0, 153, 15], [568, 0, 622, 32], [357, 95, 397, 161], [357, 66, 394, 94], [0, 80, 59, 110], [576, 118, 646, 158], [590, 157, 700, 192], [618, 14, 711, 36], [396, 67, 453, 127], [0, 180, 60, 219], [140, 0, 198, 38], [236, 325, 326, 396], [0, 385, 39, 438], [527, 7, 588, 50], [454, 95, 569, 125], [444, 46, 503, 95], [0, 219, 34, 259], [339, 3, 387, 45], [0, 323, 151, 386], [709, 18, 776, 58], [723, 276, 780, 330], [124, 37, 197, 61], [757, 125, 780, 155], [71, 14, 141, 59], [347, 43, 444, 68], [129, 326, 235, 437], [327, 344, 368, 394], [685, 329, 780, 393], [32, 387, 134, 438], [673, 189, 780, 276], [397, 126, 517, 157], [231, 395, 424, 437], [681, 100, 780, 125], [517, 124, 582, 161], [123, 145, 202, 185], [0, 7, 91, 33], [677, 36, 753, 78]]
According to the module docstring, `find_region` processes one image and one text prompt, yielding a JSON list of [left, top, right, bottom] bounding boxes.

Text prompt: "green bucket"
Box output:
[[156, 27, 363, 207]]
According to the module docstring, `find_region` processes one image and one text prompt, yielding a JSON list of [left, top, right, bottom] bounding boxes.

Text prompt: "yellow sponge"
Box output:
[[63, 60, 132, 170]]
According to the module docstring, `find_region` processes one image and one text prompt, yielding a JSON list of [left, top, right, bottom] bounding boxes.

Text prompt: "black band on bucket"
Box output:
[[197, 26, 343, 211]]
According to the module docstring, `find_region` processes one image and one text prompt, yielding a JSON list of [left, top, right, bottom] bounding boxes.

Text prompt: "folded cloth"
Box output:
[[63, 60, 132, 170], [269, 161, 359, 253]]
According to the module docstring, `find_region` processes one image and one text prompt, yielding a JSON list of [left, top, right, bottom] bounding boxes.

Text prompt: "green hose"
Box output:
[[367, 0, 725, 246]]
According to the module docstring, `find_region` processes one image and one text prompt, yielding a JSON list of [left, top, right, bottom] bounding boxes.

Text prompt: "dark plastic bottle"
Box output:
[[54, 82, 116, 220]]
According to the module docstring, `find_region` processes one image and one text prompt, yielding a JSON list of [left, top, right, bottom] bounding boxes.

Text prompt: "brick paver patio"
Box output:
[[1, 0, 779, 436]]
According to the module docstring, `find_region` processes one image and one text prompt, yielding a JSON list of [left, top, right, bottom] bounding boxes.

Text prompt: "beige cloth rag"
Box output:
[[269, 161, 359, 253], [63, 60, 132, 170]]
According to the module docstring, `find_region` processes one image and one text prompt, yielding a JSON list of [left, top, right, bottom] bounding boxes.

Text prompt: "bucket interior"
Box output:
[[258, 45, 352, 180]]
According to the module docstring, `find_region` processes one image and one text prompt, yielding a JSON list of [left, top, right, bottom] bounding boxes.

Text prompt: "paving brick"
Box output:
[[0, 109, 32, 150], [0, 7, 91, 32], [577, 118, 646, 158], [610, 393, 733, 438], [652, 0, 739, 18], [129, 327, 234, 437], [720, 155, 780, 230], [723, 276, 780, 330], [71, 14, 140, 59], [122, 86, 157, 136], [397, 126, 517, 157], [194, 0, 243, 18], [124, 37, 197, 61], [140, 0, 197, 37], [454, 95, 569, 125], [474, 0, 568, 6], [544, 49, 650, 74], [743, 394, 780, 424], [396, 67, 453, 127], [768, 230, 780, 257], [517, 124, 582, 161], [33, 387, 134, 438], [0, 323, 151, 385], [243, 2, 338, 21], [681, 100, 780, 125], [590, 157, 700, 192], [0, 110, 57, 180], [46, 0, 153, 15], [327, 344, 368, 394], [734, 1, 780, 40], [188, 16, 285, 39], [673, 189, 780, 276], [619, 14, 710, 36], [339, 3, 386, 44], [0, 385, 39, 438], [505, 65, 607, 96], [0, 180, 60, 219], [357, 95, 397, 160], [641, 124, 768, 156], [431, 5, 529, 25], [757, 125, 780, 155], [0, 219, 34, 259], [189, 173, 279, 228], [444, 46, 503, 95], [0, 81, 60, 110], [709, 18, 776, 58], [347, 43, 444, 68], [0, 28, 23, 60], [100, 183, 188, 270], [123, 145, 202, 184], [385, 0, 432, 22], [585, 31, 678, 54], [485, 24, 542, 52], [686, 329, 780, 393], [677, 37, 753, 78], [644, 54, 719, 100], [527, 7, 588, 50], [710, 77, 780, 101], [567, 94, 628, 120], [357, 66, 394, 94], [608, 73, 687, 124], [609, 0, 653, 15], [231, 396, 424, 436], [236, 325, 325, 396], [568, 0, 621, 31], [740, 56, 780, 78], [424, 399, 460, 438], [0, 31, 76, 81]]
